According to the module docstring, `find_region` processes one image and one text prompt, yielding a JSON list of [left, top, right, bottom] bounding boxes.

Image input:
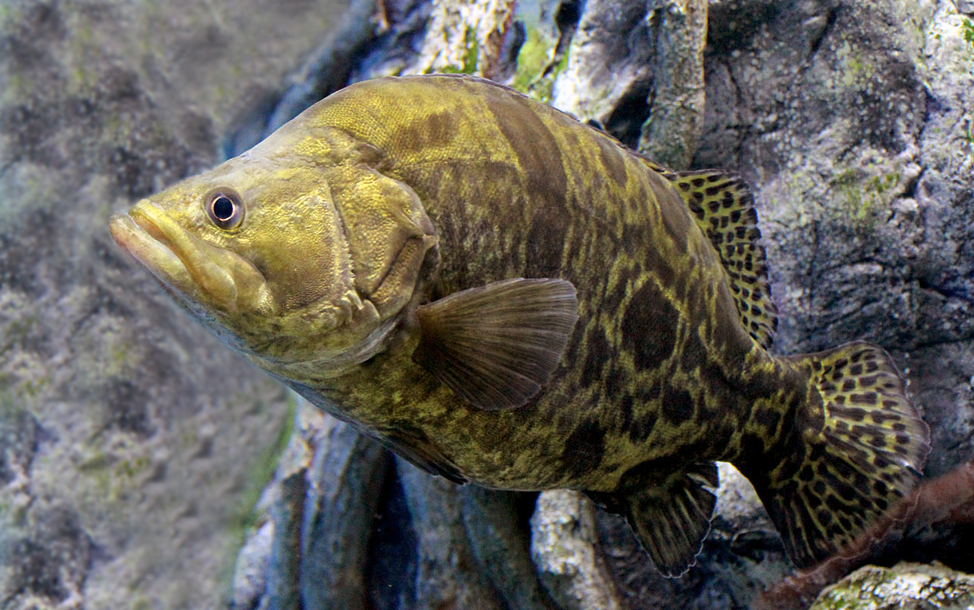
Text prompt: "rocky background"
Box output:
[[2, 0, 973, 609], [0, 0, 349, 608]]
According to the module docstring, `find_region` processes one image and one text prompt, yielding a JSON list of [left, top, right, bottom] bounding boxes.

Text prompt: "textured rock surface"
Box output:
[[810, 562, 974, 609], [551, 0, 707, 168], [700, 0, 974, 477], [0, 0, 348, 608], [530, 490, 624, 610]]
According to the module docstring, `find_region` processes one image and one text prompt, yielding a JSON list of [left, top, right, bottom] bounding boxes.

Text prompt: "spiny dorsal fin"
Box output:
[[647, 164, 777, 350], [599, 463, 718, 578], [413, 278, 579, 411]]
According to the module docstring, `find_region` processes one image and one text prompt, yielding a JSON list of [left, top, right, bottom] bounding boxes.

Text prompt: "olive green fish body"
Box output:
[[286, 76, 770, 492], [110, 75, 929, 577]]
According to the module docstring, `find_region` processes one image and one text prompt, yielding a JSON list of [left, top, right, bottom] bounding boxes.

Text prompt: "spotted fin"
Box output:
[[413, 278, 579, 411], [759, 342, 930, 567], [648, 164, 777, 349], [592, 463, 718, 577]]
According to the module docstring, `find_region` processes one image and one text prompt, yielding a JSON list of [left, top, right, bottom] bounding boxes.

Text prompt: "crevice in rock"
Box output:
[[364, 461, 419, 610], [706, 0, 781, 55], [917, 277, 974, 305], [543, 0, 582, 78], [805, 4, 838, 60], [351, 0, 434, 82], [604, 80, 654, 150]]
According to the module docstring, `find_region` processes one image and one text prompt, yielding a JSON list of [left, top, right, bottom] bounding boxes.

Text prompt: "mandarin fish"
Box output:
[[109, 74, 929, 576]]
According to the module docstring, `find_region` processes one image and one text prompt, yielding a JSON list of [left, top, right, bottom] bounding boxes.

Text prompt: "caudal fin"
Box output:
[[755, 341, 930, 567]]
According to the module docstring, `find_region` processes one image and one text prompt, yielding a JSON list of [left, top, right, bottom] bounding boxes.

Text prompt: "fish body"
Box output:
[[110, 75, 929, 575]]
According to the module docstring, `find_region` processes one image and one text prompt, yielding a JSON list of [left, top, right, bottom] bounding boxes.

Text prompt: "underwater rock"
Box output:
[[701, 0, 974, 477], [0, 0, 350, 608], [298, 420, 392, 610], [530, 490, 625, 610], [550, 0, 707, 168], [461, 486, 557, 610], [810, 562, 974, 609]]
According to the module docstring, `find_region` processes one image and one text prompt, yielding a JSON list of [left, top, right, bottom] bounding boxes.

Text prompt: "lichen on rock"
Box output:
[[811, 562, 974, 610]]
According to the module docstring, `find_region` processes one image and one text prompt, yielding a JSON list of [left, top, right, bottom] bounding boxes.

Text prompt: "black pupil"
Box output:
[[212, 196, 235, 221]]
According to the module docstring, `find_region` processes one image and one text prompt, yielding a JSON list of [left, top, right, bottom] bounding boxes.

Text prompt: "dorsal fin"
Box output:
[[646, 163, 777, 350]]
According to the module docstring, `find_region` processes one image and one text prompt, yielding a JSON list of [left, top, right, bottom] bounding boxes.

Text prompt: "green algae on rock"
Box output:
[[812, 562, 974, 610]]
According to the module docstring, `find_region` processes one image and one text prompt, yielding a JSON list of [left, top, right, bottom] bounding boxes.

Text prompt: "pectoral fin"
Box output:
[[413, 278, 579, 411]]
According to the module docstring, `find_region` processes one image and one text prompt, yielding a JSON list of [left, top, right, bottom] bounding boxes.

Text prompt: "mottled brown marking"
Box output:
[[754, 406, 781, 430], [627, 387, 661, 442], [561, 419, 606, 478], [660, 388, 695, 425], [524, 206, 569, 277], [397, 109, 459, 152], [600, 268, 630, 317], [710, 290, 754, 355], [485, 91, 568, 211], [581, 330, 611, 388], [604, 365, 625, 397], [619, 394, 635, 429], [621, 281, 679, 372], [597, 137, 628, 187], [646, 173, 690, 253]]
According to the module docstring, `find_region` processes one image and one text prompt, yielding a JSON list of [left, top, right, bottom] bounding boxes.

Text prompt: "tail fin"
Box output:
[[754, 341, 930, 568]]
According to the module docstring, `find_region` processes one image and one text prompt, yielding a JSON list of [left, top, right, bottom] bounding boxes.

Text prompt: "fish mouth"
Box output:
[[109, 201, 271, 314]]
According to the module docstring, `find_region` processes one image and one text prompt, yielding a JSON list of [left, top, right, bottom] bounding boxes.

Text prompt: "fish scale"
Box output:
[[110, 74, 930, 578]]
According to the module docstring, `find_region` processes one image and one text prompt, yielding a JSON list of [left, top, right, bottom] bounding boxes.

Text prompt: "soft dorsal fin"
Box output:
[[413, 278, 579, 411], [646, 163, 777, 349]]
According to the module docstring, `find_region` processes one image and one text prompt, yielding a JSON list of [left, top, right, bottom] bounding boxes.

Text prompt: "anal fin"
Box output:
[[591, 462, 719, 577]]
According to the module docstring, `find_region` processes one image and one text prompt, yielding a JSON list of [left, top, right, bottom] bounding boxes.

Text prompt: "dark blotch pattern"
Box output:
[[660, 388, 694, 425], [397, 109, 459, 152], [620, 280, 680, 372], [561, 419, 606, 479], [485, 91, 568, 211], [581, 330, 611, 389], [596, 136, 628, 187], [524, 206, 570, 277]]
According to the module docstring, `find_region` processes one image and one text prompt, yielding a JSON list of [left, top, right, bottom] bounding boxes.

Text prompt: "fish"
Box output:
[[109, 74, 930, 576]]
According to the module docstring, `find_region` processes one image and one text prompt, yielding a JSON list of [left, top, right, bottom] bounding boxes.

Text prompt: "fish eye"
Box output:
[[204, 188, 244, 230]]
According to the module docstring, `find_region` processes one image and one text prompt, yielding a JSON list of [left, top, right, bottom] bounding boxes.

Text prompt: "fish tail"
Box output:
[[751, 341, 930, 567]]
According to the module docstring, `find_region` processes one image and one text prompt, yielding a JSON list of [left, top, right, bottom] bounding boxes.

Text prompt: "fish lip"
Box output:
[[128, 203, 172, 250], [110, 201, 272, 315], [109, 203, 192, 293]]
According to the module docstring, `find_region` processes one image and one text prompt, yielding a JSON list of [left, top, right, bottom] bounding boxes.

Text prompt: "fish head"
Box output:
[[109, 121, 433, 379]]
